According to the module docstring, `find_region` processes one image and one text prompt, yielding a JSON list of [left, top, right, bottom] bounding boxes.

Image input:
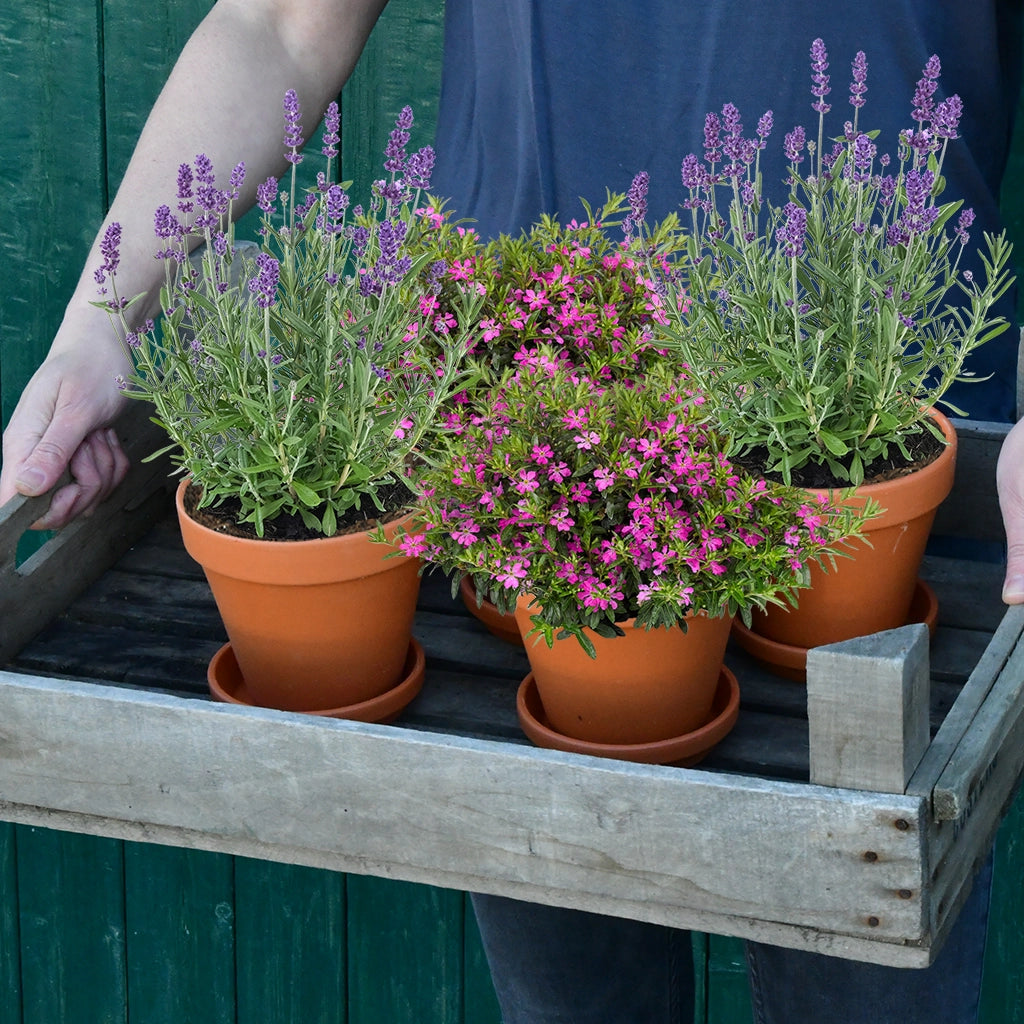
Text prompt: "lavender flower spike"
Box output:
[[628, 171, 649, 226], [776, 202, 807, 259], [849, 51, 868, 110], [322, 101, 340, 159], [912, 55, 941, 123], [810, 38, 831, 115], [283, 89, 304, 165], [249, 252, 280, 309]]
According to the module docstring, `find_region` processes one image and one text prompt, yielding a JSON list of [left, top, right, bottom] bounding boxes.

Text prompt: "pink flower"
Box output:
[[393, 416, 415, 439], [574, 430, 601, 451], [593, 467, 616, 491], [398, 533, 428, 557], [562, 407, 589, 429]]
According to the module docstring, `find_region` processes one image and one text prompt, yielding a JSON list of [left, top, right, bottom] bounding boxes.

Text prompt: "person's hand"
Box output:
[[998, 417, 1024, 603], [0, 341, 131, 529]]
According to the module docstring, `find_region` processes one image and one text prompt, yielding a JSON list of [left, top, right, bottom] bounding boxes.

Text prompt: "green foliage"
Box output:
[[98, 102, 483, 536], [660, 71, 1014, 485]]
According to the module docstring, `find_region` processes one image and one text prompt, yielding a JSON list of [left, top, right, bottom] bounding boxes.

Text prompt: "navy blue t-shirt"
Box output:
[[432, 1, 1024, 421]]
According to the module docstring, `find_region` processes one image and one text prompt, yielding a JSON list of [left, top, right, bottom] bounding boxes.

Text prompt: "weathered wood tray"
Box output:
[[1, 405, 1021, 968]]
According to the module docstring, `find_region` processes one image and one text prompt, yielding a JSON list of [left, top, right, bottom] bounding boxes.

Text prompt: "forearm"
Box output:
[[58, 0, 388, 348]]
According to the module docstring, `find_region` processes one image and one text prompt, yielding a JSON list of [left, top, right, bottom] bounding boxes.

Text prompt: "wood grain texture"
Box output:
[[807, 625, 931, 793], [0, 3, 105, 428]]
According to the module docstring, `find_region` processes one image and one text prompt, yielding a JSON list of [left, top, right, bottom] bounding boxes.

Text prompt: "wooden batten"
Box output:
[[806, 624, 931, 794]]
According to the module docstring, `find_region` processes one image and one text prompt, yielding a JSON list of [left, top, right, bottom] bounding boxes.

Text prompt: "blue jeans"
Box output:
[[470, 854, 993, 1024]]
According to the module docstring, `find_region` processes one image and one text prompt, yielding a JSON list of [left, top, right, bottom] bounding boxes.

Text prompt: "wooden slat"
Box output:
[[806, 624, 931, 793], [0, 671, 932, 965], [123, 843, 236, 1024], [931, 419, 1011, 544], [234, 859, 347, 1024], [908, 605, 1024, 812], [16, 829, 127, 1024], [0, 403, 173, 663], [347, 878, 465, 1024]]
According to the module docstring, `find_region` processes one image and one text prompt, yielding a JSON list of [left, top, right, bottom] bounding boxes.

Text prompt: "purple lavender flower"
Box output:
[[283, 89, 304, 164], [627, 170, 649, 225], [898, 167, 940, 236], [154, 204, 180, 240], [703, 112, 722, 164], [912, 55, 941, 122], [384, 105, 414, 174], [256, 176, 279, 215], [193, 154, 215, 185], [322, 101, 340, 159], [680, 153, 703, 190], [316, 184, 350, 235], [932, 94, 963, 139], [97, 222, 121, 283], [784, 125, 806, 164], [756, 110, 774, 147], [776, 202, 807, 258], [849, 51, 868, 110], [810, 38, 831, 115], [956, 207, 975, 245], [176, 163, 194, 214], [851, 133, 875, 182], [405, 145, 435, 190], [248, 252, 280, 309], [228, 162, 246, 198]]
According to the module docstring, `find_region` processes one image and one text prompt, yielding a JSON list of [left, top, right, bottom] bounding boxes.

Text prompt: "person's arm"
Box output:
[[0, 0, 389, 528], [998, 419, 1024, 603]]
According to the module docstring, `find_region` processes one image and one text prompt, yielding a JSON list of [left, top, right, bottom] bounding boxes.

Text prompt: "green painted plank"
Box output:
[[124, 843, 235, 1024], [16, 827, 126, 1024], [980, 790, 1024, 1022], [100, 0, 216, 194], [346, 877, 463, 1024], [235, 857, 347, 1024], [0, 3, 106, 430], [0, 823, 20, 1022], [341, 0, 445, 206], [462, 897, 501, 1024], [706, 935, 753, 1024]]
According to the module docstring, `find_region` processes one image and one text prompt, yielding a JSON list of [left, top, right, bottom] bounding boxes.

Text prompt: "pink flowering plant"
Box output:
[[95, 95, 483, 537], [400, 349, 864, 655], [661, 40, 1013, 486], [452, 190, 683, 387]]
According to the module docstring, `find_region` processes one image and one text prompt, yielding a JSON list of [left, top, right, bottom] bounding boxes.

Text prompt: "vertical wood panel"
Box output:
[[16, 828, 126, 1024], [0, 2, 105, 430], [100, 0, 215, 192], [235, 858, 347, 1024], [124, 843, 235, 1024], [980, 789, 1024, 1022], [462, 897, 502, 1024], [341, 0, 445, 204], [346, 877, 463, 1024], [0, 824, 20, 1023]]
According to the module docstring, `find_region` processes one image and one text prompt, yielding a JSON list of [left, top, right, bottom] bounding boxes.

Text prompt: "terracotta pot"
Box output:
[[746, 410, 956, 652], [459, 576, 522, 645], [176, 480, 422, 712], [514, 596, 733, 745]]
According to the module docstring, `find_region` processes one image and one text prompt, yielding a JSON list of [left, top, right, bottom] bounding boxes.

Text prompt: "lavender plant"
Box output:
[[661, 40, 1014, 486], [96, 95, 483, 537], [399, 348, 865, 655]]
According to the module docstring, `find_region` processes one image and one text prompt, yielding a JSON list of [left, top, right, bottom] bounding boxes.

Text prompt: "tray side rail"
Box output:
[[0, 404, 173, 663]]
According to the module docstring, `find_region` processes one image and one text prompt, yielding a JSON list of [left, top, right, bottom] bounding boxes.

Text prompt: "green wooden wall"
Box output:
[[1, 2, 1024, 1021]]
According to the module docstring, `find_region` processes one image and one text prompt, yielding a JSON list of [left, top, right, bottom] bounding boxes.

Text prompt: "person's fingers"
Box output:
[[997, 420, 1024, 603], [31, 428, 131, 529]]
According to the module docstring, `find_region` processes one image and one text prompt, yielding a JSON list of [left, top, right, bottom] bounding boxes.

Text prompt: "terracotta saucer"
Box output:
[[459, 576, 523, 646], [207, 638, 425, 723], [516, 666, 740, 766], [731, 579, 939, 683]]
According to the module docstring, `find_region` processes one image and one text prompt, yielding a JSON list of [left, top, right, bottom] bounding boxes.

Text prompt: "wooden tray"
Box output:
[[1, 406, 1021, 968]]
